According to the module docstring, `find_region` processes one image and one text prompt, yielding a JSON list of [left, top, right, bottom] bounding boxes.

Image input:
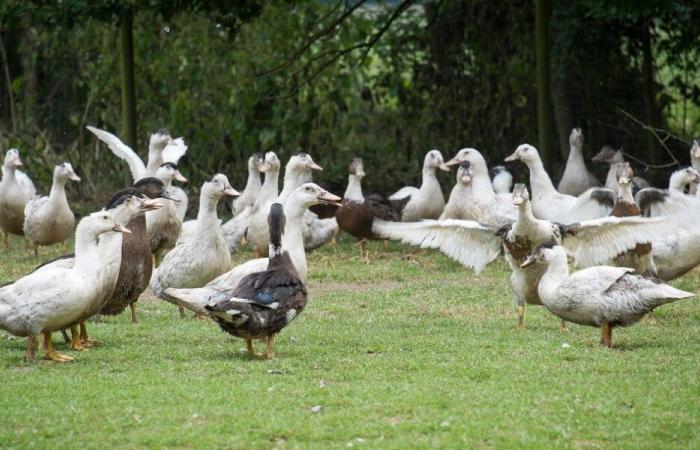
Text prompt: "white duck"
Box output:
[[557, 128, 598, 195], [390, 149, 449, 221], [232, 153, 264, 215], [0, 211, 130, 361], [373, 184, 672, 329], [245, 151, 282, 256], [591, 145, 650, 192], [23, 162, 81, 256], [0, 149, 35, 246], [147, 162, 187, 262], [443, 148, 516, 226], [162, 138, 189, 221], [635, 167, 700, 218], [505, 144, 613, 223], [164, 183, 341, 314], [86, 125, 174, 180], [490, 165, 513, 194], [150, 174, 239, 316], [439, 162, 474, 220], [521, 243, 694, 348]]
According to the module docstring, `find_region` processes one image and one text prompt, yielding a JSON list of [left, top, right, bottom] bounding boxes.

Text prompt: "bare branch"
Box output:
[[617, 107, 689, 169]]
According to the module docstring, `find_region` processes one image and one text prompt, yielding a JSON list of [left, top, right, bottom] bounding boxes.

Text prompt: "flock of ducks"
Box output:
[[0, 127, 698, 363]]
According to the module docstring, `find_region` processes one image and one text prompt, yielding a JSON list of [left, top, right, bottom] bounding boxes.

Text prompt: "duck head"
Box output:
[[3, 149, 23, 169], [511, 183, 530, 206], [55, 162, 81, 183], [107, 192, 162, 225], [290, 152, 323, 172], [569, 128, 584, 148], [258, 151, 281, 172], [84, 210, 132, 236], [203, 174, 239, 199], [505, 144, 539, 164], [671, 167, 700, 190], [519, 240, 560, 268], [149, 129, 173, 151], [157, 162, 188, 184], [349, 157, 365, 178], [294, 183, 342, 209], [445, 147, 488, 172], [133, 177, 179, 202], [250, 153, 264, 172], [457, 161, 472, 185], [691, 140, 700, 161], [615, 162, 634, 186], [424, 149, 449, 172], [591, 145, 623, 164]]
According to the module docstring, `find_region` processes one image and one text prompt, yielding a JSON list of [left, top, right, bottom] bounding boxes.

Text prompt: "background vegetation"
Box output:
[[0, 0, 698, 207]]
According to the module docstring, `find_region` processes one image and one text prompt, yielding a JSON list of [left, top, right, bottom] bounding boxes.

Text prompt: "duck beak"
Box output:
[[308, 162, 323, 171], [223, 185, 240, 197], [512, 195, 524, 205], [112, 224, 132, 234], [438, 163, 450, 172], [159, 189, 179, 202], [174, 170, 188, 183], [318, 191, 342, 206], [591, 152, 604, 162], [617, 176, 631, 185], [519, 255, 536, 268], [141, 198, 162, 211], [356, 170, 366, 178], [504, 151, 519, 162], [258, 162, 272, 172], [445, 156, 461, 167], [11, 156, 23, 168], [69, 172, 81, 182]]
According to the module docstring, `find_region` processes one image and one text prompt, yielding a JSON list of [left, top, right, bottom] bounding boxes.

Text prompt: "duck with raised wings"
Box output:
[[151, 175, 239, 317], [557, 128, 598, 195], [0, 149, 35, 246], [389, 149, 449, 221], [0, 211, 129, 361], [505, 144, 614, 223], [520, 242, 694, 348], [164, 183, 341, 314], [203, 203, 307, 359], [23, 162, 81, 256], [373, 183, 673, 328]]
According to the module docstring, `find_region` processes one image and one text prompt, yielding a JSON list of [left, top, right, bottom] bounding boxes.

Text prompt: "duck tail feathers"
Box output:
[[163, 288, 211, 315]]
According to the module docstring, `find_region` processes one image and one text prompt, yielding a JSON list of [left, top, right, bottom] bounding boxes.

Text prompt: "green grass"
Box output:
[[1, 234, 699, 449]]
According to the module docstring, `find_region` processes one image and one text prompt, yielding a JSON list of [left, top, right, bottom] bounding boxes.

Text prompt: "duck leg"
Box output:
[[178, 306, 186, 318], [60, 328, 71, 344], [560, 320, 568, 332], [516, 301, 526, 330], [264, 334, 276, 359], [60, 240, 68, 253], [245, 339, 255, 357], [359, 240, 367, 261], [79, 322, 96, 347], [600, 322, 613, 348], [32, 244, 38, 258], [43, 331, 74, 362], [25, 335, 37, 361], [130, 302, 138, 324], [69, 326, 84, 351]]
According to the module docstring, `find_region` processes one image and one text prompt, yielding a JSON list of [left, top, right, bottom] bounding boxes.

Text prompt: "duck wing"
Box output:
[[565, 188, 615, 223], [372, 219, 502, 273], [561, 215, 668, 267], [87, 125, 146, 182], [162, 137, 188, 164], [366, 194, 404, 221], [635, 188, 700, 218], [10, 168, 36, 198], [389, 186, 418, 201]]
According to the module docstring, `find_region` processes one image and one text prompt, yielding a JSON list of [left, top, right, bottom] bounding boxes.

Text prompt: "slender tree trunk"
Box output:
[[120, 10, 137, 152], [535, 0, 553, 172], [20, 16, 38, 128], [551, 75, 572, 161], [640, 19, 657, 163], [0, 33, 17, 132]]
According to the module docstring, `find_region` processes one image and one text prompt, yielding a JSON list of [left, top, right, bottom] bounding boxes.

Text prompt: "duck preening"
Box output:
[[164, 183, 341, 314], [151, 174, 239, 317], [0, 149, 35, 246], [521, 242, 694, 348], [489, 165, 513, 194], [23, 162, 81, 256], [0, 211, 130, 361], [557, 128, 598, 195], [389, 149, 448, 221], [374, 183, 674, 328], [204, 203, 307, 359]]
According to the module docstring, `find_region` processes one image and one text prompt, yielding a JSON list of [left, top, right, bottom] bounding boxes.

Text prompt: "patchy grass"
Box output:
[[0, 234, 699, 448]]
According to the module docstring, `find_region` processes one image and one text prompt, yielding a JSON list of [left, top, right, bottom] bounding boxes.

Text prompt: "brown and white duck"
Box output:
[[23, 162, 81, 256], [204, 203, 307, 359], [0, 149, 35, 246]]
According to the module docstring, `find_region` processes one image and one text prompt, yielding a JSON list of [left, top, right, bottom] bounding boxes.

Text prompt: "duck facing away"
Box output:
[[557, 128, 598, 196], [23, 162, 81, 256], [0, 149, 35, 245], [521, 242, 694, 348], [390, 149, 448, 221], [490, 165, 513, 194], [0, 211, 129, 362], [151, 174, 239, 316], [165, 183, 341, 314], [233, 153, 264, 216], [205, 203, 307, 359]]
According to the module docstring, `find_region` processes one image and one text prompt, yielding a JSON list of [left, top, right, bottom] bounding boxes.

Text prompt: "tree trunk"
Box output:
[[120, 10, 137, 152], [551, 75, 572, 162], [535, 0, 553, 172], [640, 18, 657, 163], [20, 16, 39, 129]]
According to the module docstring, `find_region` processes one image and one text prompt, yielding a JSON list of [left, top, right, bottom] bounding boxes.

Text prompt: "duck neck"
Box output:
[[279, 167, 305, 203], [565, 143, 585, 169], [344, 174, 364, 202], [617, 182, 635, 203], [48, 177, 69, 208], [2, 165, 16, 183], [196, 193, 220, 230], [244, 166, 262, 193], [526, 158, 557, 196], [470, 166, 497, 200], [74, 225, 104, 274], [145, 147, 163, 176], [259, 167, 280, 201], [281, 199, 308, 281], [513, 200, 537, 234], [669, 172, 688, 193], [605, 163, 618, 190], [537, 253, 569, 304]]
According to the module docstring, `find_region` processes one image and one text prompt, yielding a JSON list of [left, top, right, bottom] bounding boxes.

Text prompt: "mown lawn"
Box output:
[[0, 234, 699, 449]]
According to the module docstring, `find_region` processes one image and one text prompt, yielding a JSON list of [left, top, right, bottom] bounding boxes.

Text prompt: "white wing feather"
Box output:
[[2, 167, 36, 198], [389, 186, 418, 201], [563, 216, 669, 267], [162, 137, 188, 164], [372, 219, 501, 273], [565, 188, 614, 223], [86, 125, 145, 182]]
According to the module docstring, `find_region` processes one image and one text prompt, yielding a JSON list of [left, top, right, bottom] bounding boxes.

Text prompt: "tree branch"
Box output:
[[617, 107, 688, 169]]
